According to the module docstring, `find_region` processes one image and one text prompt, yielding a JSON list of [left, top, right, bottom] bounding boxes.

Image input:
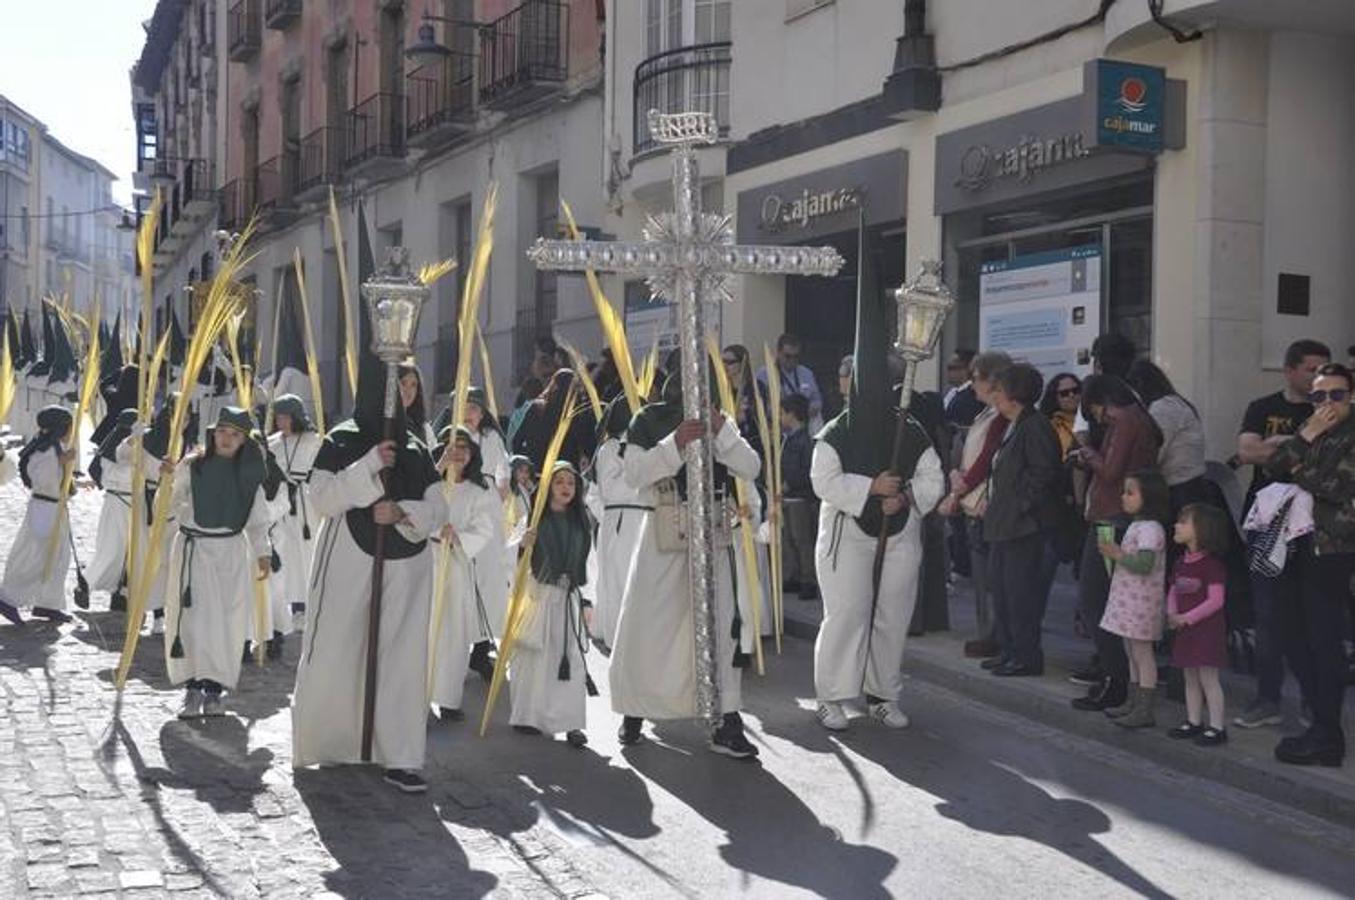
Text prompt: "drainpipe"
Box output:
[[881, 0, 940, 119]]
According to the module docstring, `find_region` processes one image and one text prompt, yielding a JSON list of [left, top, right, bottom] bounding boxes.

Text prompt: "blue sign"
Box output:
[[1090, 59, 1165, 154]]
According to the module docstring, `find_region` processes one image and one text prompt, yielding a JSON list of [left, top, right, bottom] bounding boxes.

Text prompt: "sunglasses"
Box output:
[[1308, 389, 1351, 404], [1058, 387, 1081, 398], [722, 357, 738, 366]]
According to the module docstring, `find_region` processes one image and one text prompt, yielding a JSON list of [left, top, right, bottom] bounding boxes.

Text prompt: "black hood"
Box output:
[[275, 279, 309, 376], [168, 307, 187, 368], [18, 309, 35, 367], [5, 311, 19, 366], [47, 307, 78, 384], [101, 312, 124, 375], [92, 364, 140, 446], [29, 305, 55, 377]]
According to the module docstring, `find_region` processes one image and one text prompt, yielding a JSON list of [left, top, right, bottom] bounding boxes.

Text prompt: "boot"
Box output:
[[1113, 685, 1156, 729], [1104, 683, 1139, 719]]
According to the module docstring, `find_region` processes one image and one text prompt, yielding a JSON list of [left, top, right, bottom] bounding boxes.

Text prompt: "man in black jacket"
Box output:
[[780, 394, 818, 600]]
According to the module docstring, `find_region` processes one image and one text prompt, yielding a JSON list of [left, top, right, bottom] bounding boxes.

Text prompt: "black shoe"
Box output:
[[0, 600, 22, 626], [1068, 667, 1103, 687], [469, 641, 497, 682], [108, 592, 127, 612], [512, 725, 542, 736], [1194, 727, 1228, 747], [1072, 679, 1126, 712], [565, 729, 588, 749], [439, 706, 464, 722], [992, 661, 1042, 678], [1167, 722, 1204, 740], [799, 584, 820, 601], [709, 713, 758, 759], [618, 716, 645, 746], [30, 607, 73, 624], [1275, 731, 1344, 767], [383, 769, 428, 793], [979, 655, 1010, 671]]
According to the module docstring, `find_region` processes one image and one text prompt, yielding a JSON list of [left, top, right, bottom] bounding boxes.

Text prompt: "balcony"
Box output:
[[218, 179, 250, 233], [633, 42, 731, 156], [297, 126, 345, 200], [479, 0, 569, 110], [180, 158, 216, 218], [345, 93, 406, 179], [406, 62, 475, 150], [227, 0, 262, 62], [254, 156, 298, 228], [264, 0, 301, 30]]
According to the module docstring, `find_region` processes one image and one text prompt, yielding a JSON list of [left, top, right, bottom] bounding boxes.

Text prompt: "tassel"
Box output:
[[302, 523, 311, 541], [181, 585, 192, 608], [270, 548, 282, 573], [557, 653, 571, 682], [585, 673, 598, 697], [170, 636, 184, 658], [733, 649, 751, 669], [74, 574, 90, 610]]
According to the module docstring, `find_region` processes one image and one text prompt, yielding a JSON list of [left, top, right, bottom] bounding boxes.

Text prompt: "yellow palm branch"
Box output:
[[559, 340, 603, 422], [761, 343, 785, 652], [448, 182, 497, 441], [472, 320, 499, 422], [293, 248, 327, 436], [0, 331, 14, 426], [418, 257, 458, 288], [327, 187, 359, 402]]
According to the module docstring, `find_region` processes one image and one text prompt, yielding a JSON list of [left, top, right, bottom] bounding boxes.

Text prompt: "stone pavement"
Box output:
[[0, 481, 598, 900]]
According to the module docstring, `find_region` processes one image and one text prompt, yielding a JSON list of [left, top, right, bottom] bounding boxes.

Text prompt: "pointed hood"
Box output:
[[101, 312, 124, 375], [4, 311, 19, 366], [18, 309, 34, 367], [92, 363, 140, 446], [275, 282, 309, 375], [312, 199, 438, 561], [29, 305, 55, 377], [168, 306, 187, 367], [47, 308, 78, 384], [818, 214, 930, 537]]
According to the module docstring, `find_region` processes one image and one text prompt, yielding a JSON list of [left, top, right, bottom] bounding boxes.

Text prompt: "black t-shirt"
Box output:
[[1240, 390, 1312, 501]]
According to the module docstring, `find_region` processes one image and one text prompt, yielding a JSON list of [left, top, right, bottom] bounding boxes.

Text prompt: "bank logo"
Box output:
[[1116, 77, 1148, 113]]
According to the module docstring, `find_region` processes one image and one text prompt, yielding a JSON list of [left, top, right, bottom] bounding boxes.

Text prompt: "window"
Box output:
[[534, 170, 559, 328], [694, 0, 730, 42], [646, 0, 684, 55]]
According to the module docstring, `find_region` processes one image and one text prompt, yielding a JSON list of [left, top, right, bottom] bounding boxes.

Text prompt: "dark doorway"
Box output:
[[785, 224, 905, 420]]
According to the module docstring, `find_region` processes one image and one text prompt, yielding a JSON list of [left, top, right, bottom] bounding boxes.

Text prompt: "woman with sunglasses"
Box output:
[[1263, 362, 1355, 767], [1039, 373, 1083, 459]]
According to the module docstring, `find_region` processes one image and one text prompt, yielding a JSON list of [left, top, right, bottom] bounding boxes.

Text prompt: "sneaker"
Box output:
[[618, 716, 645, 746], [1233, 700, 1283, 729], [816, 701, 848, 732], [383, 769, 428, 793], [565, 729, 588, 749], [709, 715, 759, 759], [867, 700, 910, 729], [1167, 722, 1204, 740], [201, 694, 225, 718], [178, 689, 204, 720], [1194, 727, 1228, 747]]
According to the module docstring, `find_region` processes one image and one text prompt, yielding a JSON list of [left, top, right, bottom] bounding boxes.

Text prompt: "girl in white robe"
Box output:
[[428, 428, 500, 719], [590, 399, 644, 651], [0, 406, 75, 625], [510, 461, 593, 748], [291, 409, 447, 794], [162, 407, 272, 719], [87, 410, 137, 603], [609, 378, 762, 759], [461, 388, 512, 680], [121, 399, 183, 632], [266, 396, 323, 641]]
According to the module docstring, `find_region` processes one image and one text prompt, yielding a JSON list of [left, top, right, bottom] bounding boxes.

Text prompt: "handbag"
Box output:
[[1246, 496, 1293, 578], [654, 477, 733, 553]]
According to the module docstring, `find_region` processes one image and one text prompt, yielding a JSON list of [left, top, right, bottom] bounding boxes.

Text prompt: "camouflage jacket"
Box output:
[[1268, 415, 1355, 556]]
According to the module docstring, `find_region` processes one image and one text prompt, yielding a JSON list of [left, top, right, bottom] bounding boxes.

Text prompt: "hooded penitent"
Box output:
[[168, 307, 187, 369], [28, 305, 55, 378], [92, 364, 140, 446], [625, 352, 729, 499], [444, 424, 490, 490], [19, 405, 72, 489], [312, 201, 439, 561], [100, 312, 124, 376], [816, 215, 931, 538], [274, 286, 309, 378], [597, 392, 631, 444], [190, 406, 267, 532], [5, 311, 20, 366], [272, 393, 312, 433], [90, 408, 138, 488], [46, 310, 78, 387], [19, 309, 36, 368]]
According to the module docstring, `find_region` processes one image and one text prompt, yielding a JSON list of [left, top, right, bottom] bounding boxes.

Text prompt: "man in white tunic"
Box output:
[[0, 406, 75, 625], [609, 364, 763, 758], [812, 243, 944, 732], [265, 395, 323, 644]]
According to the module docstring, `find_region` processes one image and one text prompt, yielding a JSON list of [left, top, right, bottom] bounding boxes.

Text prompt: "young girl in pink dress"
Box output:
[[1166, 502, 1232, 746], [1098, 470, 1170, 729]]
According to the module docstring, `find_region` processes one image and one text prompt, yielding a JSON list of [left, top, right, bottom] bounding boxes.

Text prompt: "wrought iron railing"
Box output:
[[406, 62, 475, 139], [632, 42, 732, 155], [346, 92, 404, 167], [219, 179, 248, 232], [479, 0, 569, 104], [181, 158, 215, 206], [227, 0, 262, 61], [298, 126, 345, 194], [255, 156, 287, 211]]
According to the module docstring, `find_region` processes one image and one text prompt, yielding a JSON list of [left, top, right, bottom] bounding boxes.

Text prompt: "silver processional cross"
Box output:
[[528, 110, 844, 721]]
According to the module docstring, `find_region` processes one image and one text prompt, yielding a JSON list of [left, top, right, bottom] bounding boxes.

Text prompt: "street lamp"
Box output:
[[893, 259, 954, 366], [403, 8, 485, 68]]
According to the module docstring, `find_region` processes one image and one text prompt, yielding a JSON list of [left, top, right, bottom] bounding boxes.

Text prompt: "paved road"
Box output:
[[0, 482, 1352, 898]]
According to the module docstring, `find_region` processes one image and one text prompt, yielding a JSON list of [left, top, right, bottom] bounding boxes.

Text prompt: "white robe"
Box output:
[[609, 419, 760, 719], [265, 431, 323, 634], [120, 439, 175, 612], [810, 440, 944, 703], [291, 445, 448, 771], [510, 575, 588, 735], [1, 446, 71, 609], [733, 485, 774, 645], [428, 477, 498, 711], [87, 452, 134, 593], [471, 429, 511, 639], [591, 437, 644, 649], [162, 462, 271, 690]]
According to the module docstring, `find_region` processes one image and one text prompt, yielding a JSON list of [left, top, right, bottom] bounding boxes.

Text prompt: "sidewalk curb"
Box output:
[[781, 617, 1355, 831]]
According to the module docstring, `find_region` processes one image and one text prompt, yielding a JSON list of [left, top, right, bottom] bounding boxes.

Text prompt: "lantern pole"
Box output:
[[359, 247, 429, 763]]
